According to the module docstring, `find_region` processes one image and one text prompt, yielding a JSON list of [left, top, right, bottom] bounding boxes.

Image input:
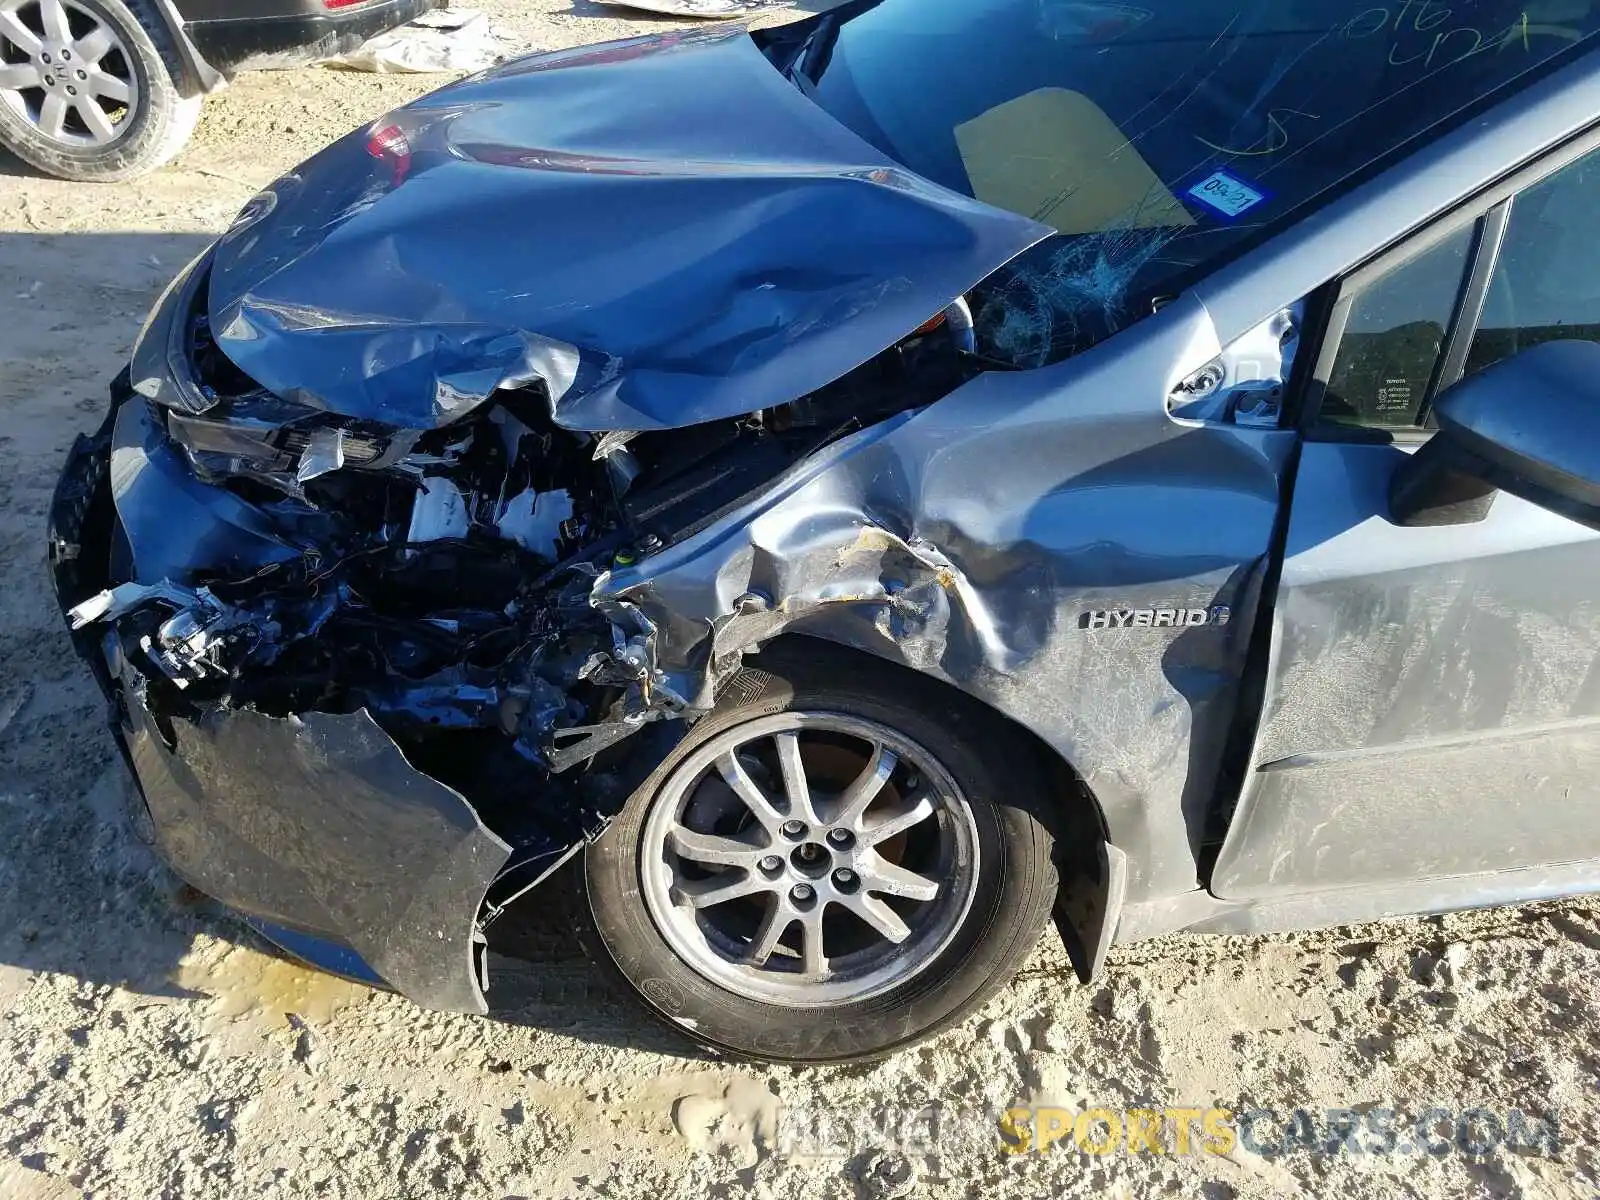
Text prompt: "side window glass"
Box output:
[[1468, 149, 1600, 375], [1320, 225, 1473, 430]]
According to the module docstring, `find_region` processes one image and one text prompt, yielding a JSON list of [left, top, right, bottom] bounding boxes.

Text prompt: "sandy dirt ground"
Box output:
[[2, 5, 1599, 1198]]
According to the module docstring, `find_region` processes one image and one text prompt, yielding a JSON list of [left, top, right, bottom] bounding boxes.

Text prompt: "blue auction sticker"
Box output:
[[1186, 168, 1269, 220]]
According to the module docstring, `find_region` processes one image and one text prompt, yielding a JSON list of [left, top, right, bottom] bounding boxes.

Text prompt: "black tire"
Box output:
[[580, 645, 1059, 1064], [0, 0, 201, 182]]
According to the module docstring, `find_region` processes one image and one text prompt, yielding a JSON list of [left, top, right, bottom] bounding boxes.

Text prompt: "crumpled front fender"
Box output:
[[597, 297, 1295, 904]]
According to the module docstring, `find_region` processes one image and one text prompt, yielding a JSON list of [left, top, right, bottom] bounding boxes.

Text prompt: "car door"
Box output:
[[1212, 132, 1600, 900]]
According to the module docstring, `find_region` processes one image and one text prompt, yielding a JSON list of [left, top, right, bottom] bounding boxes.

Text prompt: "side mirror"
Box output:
[[1389, 340, 1600, 529]]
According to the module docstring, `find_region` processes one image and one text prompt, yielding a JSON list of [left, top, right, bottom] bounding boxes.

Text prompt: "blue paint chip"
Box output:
[[1186, 169, 1269, 220]]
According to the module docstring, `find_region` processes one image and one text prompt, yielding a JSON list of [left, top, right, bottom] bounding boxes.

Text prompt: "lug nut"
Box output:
[[76, 69, 85, 79], [65, 85, 76, 95], [40, 52, 51, 63], [758, 855, 781, 873], [790, 883, 814, 903], [780, 819, 805, 839], [832, 868, 857, 888], [826, 828, 853, 847], [60, 48, 70, 60]]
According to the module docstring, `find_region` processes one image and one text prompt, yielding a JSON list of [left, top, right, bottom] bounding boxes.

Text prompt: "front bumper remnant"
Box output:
[[50, 390, 519, 1014], [122, 695, 511, 1013]]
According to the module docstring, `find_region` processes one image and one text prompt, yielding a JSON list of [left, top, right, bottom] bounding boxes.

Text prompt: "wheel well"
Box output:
[[751, 633, 1118, 981], [139, 0, 227, 95]]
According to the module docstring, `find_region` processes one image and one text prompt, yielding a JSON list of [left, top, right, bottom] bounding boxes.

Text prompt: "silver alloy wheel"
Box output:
[[0, 0, 138, 147], [640, 711, 980, 1006]]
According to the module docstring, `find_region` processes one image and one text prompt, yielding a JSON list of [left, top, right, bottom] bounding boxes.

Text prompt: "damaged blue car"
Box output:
[[47, 0, 1600, 1062]]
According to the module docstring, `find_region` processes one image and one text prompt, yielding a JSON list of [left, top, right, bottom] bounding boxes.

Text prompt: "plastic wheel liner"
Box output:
[[47, 26, 1055, 1014]]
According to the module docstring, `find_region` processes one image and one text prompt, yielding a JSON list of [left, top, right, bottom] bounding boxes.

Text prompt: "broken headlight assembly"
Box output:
[[164, 403, 401, 491], [135, 257, 407, 495], [87, 243, 985, 836], [99, 249, 653, 799]]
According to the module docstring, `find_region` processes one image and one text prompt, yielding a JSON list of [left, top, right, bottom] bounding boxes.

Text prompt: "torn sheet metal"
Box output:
[[598, 293, 1295, 902], [109, 388, 306, 584], [121, 695, 512, 1014], [206, 27, 1051, 432], [296, 426, 347, 482], [55, 340, 728, 1014]]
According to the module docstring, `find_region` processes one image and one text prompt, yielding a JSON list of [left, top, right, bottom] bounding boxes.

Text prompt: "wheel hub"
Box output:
[[639, 711, 980, 1007], [0, 0, 139, 148]]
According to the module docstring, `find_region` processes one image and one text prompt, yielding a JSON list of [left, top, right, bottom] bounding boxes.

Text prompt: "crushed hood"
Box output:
[[207, 26, 1051, 433]]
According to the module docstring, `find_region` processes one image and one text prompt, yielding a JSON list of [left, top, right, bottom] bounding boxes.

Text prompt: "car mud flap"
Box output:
[[120, 690, 513, 1014]]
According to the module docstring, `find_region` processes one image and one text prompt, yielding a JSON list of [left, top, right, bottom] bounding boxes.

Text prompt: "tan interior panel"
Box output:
[[954, 88, 1194, 233]]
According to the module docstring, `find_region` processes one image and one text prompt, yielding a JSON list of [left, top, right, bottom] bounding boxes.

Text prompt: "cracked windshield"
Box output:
[[777, 0, 1600, 366]]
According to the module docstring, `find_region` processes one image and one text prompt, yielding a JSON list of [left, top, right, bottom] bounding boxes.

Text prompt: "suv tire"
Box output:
[[0, 0, 201, 182]]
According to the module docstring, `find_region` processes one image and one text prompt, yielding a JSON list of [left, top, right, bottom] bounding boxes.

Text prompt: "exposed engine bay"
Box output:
[[67, 271, 982, 858], [36, 20, 1073, 1015]]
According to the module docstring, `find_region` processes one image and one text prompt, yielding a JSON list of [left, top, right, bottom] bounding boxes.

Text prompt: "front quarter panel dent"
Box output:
[[598, 299, 1293, 905]]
